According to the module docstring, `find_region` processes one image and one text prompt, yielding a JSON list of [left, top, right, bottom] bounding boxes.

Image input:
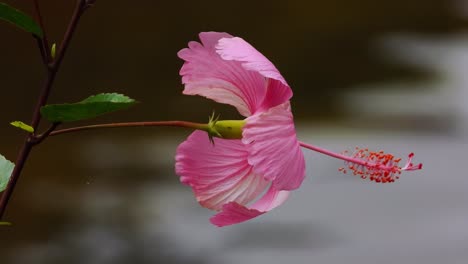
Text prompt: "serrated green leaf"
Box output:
[[0, 3, 43, 37], [40, 93, 137, 122], [10, 121, 34, 133], [0, 154, 14, 192]]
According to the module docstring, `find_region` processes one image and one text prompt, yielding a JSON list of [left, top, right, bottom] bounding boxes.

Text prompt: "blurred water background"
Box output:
[[1, 0, 468, 263]]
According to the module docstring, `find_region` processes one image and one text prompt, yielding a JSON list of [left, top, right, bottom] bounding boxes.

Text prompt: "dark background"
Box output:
[[0, 1, 467, 263]]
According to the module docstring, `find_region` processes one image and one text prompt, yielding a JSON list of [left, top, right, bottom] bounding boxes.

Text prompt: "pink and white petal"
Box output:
[[176, 130, 269, 211], [251, 185, 289, 212], [210, 186, 289, 227], [215, 36, 293, 109], [242, 102, 305, 190], [178, 32, 267, 116], [180, 79, 251, 117], [257, 78, 295, 113]]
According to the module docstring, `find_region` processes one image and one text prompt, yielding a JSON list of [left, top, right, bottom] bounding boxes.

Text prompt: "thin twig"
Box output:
[[33, 0, 50, 61], [31, 0, 87, 129], [33, 35, 47, 65], [31, 122, 61, 145], [49, 121, 207, 137], [0, 0, 90, 220]]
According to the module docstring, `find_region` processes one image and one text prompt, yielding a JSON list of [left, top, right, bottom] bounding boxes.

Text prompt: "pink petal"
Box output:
[[216, 37, 288, 86], [178, 32, 266, 116], [210, 186, 289, 227], [242, 102, 306, 190], [216, 36, 293, 109], [175, 130, 269, 210]]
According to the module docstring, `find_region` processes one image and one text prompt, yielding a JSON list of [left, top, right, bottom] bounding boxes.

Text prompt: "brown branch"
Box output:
[[0, 0, 91, 220]]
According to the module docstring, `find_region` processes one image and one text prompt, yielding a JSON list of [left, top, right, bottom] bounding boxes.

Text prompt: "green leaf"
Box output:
[[0, 154, 14, 192], [40, 93, 137, 122], [0, 2, 43, 37], [10, 121, 34, 133]]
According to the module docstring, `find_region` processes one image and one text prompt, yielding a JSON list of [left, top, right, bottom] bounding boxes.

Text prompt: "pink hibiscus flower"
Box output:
[[175, 32, 422, 227], [175, 32, 303, 227]]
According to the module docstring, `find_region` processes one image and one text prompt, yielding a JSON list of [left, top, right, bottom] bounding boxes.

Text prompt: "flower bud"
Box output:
[[210, 120, 245, 139]]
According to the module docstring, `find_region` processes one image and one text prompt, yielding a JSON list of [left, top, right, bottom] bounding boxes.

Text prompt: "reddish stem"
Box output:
[[49, 121, 208, 137]]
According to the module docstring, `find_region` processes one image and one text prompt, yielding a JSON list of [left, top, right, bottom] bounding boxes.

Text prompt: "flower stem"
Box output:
[[49, 121, 209, 137], [0, 0, 90, 220]]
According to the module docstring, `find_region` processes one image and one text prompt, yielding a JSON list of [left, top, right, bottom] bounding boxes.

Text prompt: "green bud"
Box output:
[[51, 43, 56, 59], [198, 113, 246, 144], [210, 120, 245, 139]]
